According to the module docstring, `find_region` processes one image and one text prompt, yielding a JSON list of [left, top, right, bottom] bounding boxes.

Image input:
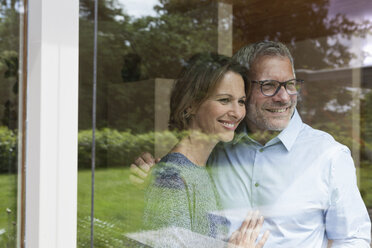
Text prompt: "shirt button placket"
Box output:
[[252, 147, 263, 207]]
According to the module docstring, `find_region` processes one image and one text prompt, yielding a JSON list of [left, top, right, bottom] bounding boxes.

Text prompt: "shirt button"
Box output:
[[255, 182, 259, 187], [259, 148, 264, 152]]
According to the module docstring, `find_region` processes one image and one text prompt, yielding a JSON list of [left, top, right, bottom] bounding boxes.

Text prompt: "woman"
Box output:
[[143, 54, 269, 247]]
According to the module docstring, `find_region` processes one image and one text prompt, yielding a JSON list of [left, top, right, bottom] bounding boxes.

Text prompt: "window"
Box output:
[[77, 0, 372, 247]]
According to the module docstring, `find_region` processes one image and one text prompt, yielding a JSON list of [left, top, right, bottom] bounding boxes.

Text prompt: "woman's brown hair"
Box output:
[[169, 53, 249, 131]]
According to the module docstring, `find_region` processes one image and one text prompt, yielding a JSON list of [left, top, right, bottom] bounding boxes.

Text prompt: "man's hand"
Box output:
[[129, 152, 159, 185], [228, 211, 270, 248]]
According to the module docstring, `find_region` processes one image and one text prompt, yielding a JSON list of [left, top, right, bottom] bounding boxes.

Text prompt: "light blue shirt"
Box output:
[[208, 110, 371, 247]]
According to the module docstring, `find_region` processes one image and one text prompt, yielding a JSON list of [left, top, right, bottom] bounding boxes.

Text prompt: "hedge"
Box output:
[[0, 126, 17, 173], [78, 128, 179, 169], [0, 127, 180, 172], [1, 125, 372, 172]]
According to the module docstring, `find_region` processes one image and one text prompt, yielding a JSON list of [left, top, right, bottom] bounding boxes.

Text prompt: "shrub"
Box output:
[[78, 129, 179, 169], [0, 127, 180, 172], [0, 126, 17, 173]]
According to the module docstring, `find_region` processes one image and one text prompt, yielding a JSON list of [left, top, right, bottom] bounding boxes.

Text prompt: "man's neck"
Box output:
[[245, 119, 280, 145], [249, 129, 279, 145]]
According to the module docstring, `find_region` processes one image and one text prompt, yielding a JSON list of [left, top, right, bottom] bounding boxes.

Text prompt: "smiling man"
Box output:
[[131, 41, 371, 247], [207, 41, 371, 247], [246, 56, 297, 131]]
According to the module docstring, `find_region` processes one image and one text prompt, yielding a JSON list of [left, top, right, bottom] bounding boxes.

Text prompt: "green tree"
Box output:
[[0, 0, 20, 130], [78, 0, 218, 131]]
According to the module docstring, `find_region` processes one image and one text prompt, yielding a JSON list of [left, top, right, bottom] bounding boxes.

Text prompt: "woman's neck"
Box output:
[[170, 131, 218, 167]]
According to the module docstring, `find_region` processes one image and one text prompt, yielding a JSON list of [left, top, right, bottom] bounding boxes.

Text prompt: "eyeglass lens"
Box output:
[[261, 80, 301, 96]]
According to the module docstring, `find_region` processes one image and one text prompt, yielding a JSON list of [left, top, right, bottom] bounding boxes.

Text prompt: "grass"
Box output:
[[0, 173, 17, 247], [77, 167, 147, 247], [1, 166, 372, 247], [359, 167, 372, 208]]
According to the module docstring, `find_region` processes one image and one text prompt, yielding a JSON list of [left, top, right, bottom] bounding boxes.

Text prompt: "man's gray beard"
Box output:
[[247, 105, 295, 132], [247, 114, 286, 131]]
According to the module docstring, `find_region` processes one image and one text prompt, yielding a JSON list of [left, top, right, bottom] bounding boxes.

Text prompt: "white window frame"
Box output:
[[23, 0, 79, 247]]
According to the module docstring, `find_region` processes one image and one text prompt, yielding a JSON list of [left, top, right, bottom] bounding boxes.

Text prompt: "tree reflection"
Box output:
[[2, 0, 372, 245], [0, 1, 19, 247], [76, 0, 372, 162]]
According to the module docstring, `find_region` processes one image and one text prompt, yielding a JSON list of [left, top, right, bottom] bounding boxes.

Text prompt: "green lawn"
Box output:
[[1, 166, 372, 247], [359, 167, 372, 208], [0, 173, 17, 247], [77, 167, 146, 247]]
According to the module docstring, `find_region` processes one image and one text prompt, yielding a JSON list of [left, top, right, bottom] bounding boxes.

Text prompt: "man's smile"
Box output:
[[266, 107, 290, 113]]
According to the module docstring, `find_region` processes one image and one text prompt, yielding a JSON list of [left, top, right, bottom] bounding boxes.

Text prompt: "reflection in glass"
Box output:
[[0, 0, 21, 246], [77, 0, 372, 246]]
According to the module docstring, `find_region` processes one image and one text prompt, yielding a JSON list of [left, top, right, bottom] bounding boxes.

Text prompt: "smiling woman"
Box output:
[[190, 71, 246, 142], [141, 53, 270, 247]]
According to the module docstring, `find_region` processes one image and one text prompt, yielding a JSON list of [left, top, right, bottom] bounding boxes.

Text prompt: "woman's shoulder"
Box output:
[[151, 153, 199, 189], [160, 152, 195, 166], [150, 153, 187, 189]]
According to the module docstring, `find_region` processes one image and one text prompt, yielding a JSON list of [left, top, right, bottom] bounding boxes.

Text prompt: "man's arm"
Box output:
[[129, 152, 159, 185], [325, 147, 371, 247]]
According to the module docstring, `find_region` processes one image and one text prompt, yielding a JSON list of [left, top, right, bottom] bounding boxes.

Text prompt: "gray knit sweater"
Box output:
[[143, 152, 227, 238]]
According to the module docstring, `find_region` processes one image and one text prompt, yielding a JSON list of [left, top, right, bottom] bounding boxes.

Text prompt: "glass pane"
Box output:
[[78, 0, 372, 247], [0, 0, 23, 246]]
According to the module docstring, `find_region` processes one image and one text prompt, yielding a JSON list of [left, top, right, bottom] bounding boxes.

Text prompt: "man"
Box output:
[[131, 41, 371, 247]]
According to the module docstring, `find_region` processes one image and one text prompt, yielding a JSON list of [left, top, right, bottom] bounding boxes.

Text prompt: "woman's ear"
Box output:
[[186, 106, 192, 114], [185, 105, 197, 116]]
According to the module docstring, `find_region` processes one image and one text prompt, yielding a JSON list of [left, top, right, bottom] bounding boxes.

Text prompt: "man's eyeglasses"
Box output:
[[251, 79, 304, 97]]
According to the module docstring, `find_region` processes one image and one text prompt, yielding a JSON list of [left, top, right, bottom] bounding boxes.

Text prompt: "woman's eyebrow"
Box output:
[[215, 93, 232, 97], [214, 94, 246, 99]]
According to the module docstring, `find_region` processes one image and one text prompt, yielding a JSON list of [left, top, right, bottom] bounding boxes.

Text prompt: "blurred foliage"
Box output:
[[0, 1, 19, 131], [78, 128, 180, 169], [78, 0, 217, 130], [0, 0, 372, 169], [0, 126, 17, 173], [231, 0, 372, 70], [361, 90, 372, 163], [0, 1, 372, 171], [0, 124, 369, 173]]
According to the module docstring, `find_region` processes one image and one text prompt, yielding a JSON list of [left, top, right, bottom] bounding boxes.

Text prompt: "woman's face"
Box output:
[[189, 71, 246, 142]]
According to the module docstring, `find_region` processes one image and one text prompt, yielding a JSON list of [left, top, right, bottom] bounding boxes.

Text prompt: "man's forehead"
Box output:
[[250, 56, 294, 79], [253, 55, 290, 67]]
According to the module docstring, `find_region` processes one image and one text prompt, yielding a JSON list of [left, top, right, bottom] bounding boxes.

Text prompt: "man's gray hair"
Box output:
[[232, 40, 295, 77]]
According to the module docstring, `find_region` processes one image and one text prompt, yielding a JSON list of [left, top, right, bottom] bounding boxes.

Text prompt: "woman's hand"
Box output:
[[228, 211, 270, 248]]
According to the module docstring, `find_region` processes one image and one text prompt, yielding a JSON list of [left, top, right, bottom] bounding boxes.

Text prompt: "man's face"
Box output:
[[246, 56, 297, 131]]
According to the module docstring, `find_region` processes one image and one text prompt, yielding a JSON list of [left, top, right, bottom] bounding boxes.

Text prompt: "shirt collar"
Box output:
[[276, 109, 303, 151], [232, 109, 303, 151]]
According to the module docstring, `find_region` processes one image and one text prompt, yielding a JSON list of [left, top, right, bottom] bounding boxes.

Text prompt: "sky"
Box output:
[[327, 0, 372, 66], [119, 0, 159, 18]]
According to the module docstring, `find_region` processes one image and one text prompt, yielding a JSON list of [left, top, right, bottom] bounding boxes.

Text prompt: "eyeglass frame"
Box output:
[[251, 79, 304, 97]]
